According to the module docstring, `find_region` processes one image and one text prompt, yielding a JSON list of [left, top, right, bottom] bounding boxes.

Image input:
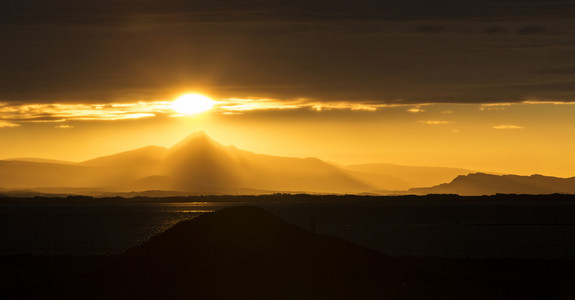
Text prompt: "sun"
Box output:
[[172, 94, 216, 114]]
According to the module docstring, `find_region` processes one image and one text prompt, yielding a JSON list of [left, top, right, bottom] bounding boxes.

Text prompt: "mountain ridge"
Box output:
[[100, 206, 404, 299], [410, 172, 575, 195], [0, 132, 378, 194], [2, 132, 575, 196]]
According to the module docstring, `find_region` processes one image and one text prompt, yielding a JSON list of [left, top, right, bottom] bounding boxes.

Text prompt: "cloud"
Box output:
[[407, 108, 425, 113], [412, 26, 446, 34], [2, 1, 575, 105], [0, 98, 423, 126], [55, 125, 74, 129], [534, 66, 575, 75], [484, 26, 508, 34], [0, 102, 168, 124], [516, 25, 557, 35], [480, 103, 511, 111], [1, 98, 574, 128], [218, 98, 410, 113], [493, 125, 524, 130], [522, 100, 575, 105], [506, 81, 575, 92], [5, 0, 574, 28], [418, 120, 453, 125], [0, 121, 20, 128]]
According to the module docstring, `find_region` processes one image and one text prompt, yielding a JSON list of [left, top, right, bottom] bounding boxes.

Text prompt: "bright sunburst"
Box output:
[[172, 94, 216, 114]]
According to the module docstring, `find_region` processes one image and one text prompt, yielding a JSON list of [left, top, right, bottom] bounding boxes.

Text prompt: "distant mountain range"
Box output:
[[410, 173, 575, 196], [1, 132, 574, 196], [344, 163, 473, 191]]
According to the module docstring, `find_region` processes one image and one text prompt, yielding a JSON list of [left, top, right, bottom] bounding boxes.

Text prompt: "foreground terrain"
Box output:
[[1, 204, 575, 299]]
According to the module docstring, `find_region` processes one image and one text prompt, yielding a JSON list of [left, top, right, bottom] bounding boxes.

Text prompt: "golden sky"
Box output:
[[1, 96, 574, 177], [3, 1, 575, 178]]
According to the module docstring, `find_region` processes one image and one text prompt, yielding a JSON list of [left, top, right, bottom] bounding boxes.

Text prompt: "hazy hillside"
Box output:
[[4, 158, 79, 165], [410, 173, 575, 195], [81, 145, 167, 183], [159, 132, 374, 193], [4, 132, 573, 196], [345, 163, 473, 188], [0, 161, 104, 188], [0, 132, 375, 194]]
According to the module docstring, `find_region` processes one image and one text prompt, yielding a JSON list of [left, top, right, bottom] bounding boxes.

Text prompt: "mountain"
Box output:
[[82, 145, 167, 184], [159, 132, 373, 193], [0, 160, 104, 189], [3, 132, 572, 196], [3, 158, 78, 165], [410, 173, 575, 195], [344, 163, 474, 189], [0, 132, 375, 194]]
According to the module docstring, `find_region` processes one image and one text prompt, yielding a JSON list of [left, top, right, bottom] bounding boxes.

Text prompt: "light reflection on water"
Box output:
[[0, 202, 222, 256]]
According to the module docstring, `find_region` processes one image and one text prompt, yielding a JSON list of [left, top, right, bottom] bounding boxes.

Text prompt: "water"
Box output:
[[2, 201, 575, 258], [0, 202, 227, 255]]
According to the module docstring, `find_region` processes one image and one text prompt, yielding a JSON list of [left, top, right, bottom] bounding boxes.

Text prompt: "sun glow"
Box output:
[[172, 94, 216, 114]]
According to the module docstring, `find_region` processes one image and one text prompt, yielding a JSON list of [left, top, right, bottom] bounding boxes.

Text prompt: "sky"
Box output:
[[2, 0, 575, 177]]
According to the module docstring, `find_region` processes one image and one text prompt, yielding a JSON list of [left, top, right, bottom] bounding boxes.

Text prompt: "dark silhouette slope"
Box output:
[[97, 206, 405, 299], [3, 204, 575, 299], [410, 173, 575, 195]]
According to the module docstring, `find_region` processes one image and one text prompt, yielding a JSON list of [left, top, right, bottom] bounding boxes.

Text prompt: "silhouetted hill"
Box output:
[[96, 206, 404, 299], [410, 173, 575, 195], [3, 205, 575, 299]]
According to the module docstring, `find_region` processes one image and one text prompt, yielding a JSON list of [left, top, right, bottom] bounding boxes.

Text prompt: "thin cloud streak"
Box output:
[[522, 100, 575, 105], [0, 99, 570, 127], [480, 103, 512, 111], [0, 102, 173, 123], [0, 121, 20, 128], [0, 98, 424, 127], [0, 98, 426, 126], [419, 120, 453, 125], [217, 98, 412, 112], [493, 125, 524, 130], [407, 108, 426, 113]]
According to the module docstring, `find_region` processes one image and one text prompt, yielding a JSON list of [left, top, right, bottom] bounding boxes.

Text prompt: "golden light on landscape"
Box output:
[[171, 94, 216, 114]]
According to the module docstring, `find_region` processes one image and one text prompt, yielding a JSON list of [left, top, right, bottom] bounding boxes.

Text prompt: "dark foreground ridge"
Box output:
[[2, 206, 575, 299], [104, 206, 403, 299]]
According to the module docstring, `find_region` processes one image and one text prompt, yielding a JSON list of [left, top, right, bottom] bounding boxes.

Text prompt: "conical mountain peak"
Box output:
[[187, 130, 208, 139], [181, 131, 212, 143], [168, 131, 222, 153]]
